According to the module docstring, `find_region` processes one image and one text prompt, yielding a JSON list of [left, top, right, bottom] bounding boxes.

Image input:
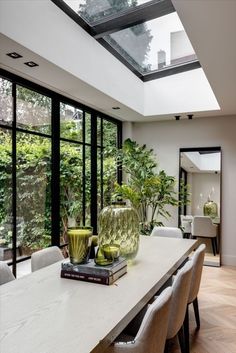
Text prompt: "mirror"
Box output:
[[179, 147, 221, 267]]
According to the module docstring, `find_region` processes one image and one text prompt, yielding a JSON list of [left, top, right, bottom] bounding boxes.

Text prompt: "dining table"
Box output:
[[0, 236, 197, 353]]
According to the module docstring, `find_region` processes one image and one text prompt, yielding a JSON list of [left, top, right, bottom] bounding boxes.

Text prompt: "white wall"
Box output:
[[133, 115, 236, 266]]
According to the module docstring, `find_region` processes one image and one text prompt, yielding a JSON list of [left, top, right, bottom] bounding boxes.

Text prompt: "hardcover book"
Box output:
[[61, 258, 127, 285], [61, 265, 127, 285]]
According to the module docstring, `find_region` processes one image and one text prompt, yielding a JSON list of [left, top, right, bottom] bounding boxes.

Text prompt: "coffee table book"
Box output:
[[61, 258, 127, 285]]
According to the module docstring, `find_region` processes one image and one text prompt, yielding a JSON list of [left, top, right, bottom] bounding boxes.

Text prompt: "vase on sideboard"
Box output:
[[203, 196, 218, 218]]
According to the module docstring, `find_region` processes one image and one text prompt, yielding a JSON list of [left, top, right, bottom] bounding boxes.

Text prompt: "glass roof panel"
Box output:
[[63, 0, 153, 24], [103, 12, 197, 74]]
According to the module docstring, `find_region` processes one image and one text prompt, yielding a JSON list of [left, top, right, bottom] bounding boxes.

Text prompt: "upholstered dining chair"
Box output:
[[180, 215, 193, 238], [151, 226, 183, 238], [105, 287, 172, 353], [31, 246, 64, 272], [184, 244, 206, 353], [164, 260, 193, 353], [0, 261, 15, 285], [191, 216, 218, 255]]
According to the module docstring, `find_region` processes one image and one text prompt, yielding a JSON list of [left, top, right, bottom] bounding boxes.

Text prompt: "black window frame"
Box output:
[[0, 68, 122, 276]]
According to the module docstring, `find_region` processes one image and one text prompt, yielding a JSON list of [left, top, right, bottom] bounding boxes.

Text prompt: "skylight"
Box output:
[[52, 0, 200, 81], [104, 12, 197, 75], [64, 0, 152, 24]]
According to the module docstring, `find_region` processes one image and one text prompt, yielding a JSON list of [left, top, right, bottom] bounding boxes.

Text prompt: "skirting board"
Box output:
[[221, 255, 236, 266]]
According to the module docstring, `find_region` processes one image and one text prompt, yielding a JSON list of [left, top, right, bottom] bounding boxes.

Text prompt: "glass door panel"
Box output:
[[16, 85, 51, 135], [0, 128, 12, 262], [16, 133, 51, 257], [60, 142, 83, 244], [85, 146, 91, 226], [60, 103, 83, 141], [0, 78, 12, 126]]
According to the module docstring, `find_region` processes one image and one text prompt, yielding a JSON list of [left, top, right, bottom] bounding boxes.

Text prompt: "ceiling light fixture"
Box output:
[[187, 114, 193, 120], [175, 115, 181, 121], [6, 52, 22, 59], [112, 106, 120, 110], [24, 61, 39, 68]]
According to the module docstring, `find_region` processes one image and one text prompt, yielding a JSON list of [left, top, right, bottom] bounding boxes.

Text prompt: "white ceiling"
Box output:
[[0, 0, 236, 122], [181, 151, 221, 173]]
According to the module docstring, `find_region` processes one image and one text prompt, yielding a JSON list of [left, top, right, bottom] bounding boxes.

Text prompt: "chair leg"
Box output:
[[178, 326, 187, 353], [214, 237, 218, 254], [184, 305, 190, 353], [193, 297, 200, 330], [211, 238, 216, 256]]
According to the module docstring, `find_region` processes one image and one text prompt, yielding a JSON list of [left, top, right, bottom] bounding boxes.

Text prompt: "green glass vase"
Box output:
[[203, 198, 218, 218], [98, 202, 140, 260], [67, 226, 93, 264]]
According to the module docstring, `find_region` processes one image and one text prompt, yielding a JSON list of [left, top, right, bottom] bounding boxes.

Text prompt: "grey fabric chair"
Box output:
[[105, 286, 172, 353], [151, 226, 183, 238], [184, 244, 206, 352], [31, 246, 64, 272], [0, 261, 15, 285], [165, 260, 193, 353]]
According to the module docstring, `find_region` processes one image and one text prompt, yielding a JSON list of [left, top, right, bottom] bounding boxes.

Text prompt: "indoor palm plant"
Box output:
[[107, 138, 188, 235]]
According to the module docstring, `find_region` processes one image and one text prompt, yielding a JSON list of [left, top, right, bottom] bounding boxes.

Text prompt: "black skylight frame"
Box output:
[[51, 0, 201, 81]]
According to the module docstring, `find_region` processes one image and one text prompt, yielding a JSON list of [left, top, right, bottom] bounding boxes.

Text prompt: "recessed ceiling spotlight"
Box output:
[[175, 115, 181, 121], [187, 114, 193, 120], [112, 106, 120, 110], [24, 61, 39, 68], [6, 52, 23, 59]]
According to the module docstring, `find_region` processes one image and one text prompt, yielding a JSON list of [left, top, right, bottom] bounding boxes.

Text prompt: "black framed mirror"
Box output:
[[179, 147, 221, 267]]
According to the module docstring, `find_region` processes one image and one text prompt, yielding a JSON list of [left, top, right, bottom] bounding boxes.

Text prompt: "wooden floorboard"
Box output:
[[169, 265, 236, 353]]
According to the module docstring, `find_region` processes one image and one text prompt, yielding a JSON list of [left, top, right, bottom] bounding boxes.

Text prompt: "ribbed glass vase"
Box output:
[[98, 202, 140, 260], [203, 198, 218, 218]]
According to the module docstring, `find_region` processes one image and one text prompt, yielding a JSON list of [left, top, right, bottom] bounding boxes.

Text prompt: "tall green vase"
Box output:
[[98, 202, 140, 260]]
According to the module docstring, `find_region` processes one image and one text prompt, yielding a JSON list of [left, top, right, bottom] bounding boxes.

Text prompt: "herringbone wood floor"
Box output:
[[169, 266, 236, 353]]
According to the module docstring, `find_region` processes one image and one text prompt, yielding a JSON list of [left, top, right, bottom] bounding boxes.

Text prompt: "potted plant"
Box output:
[[107, 139, 188, 235]]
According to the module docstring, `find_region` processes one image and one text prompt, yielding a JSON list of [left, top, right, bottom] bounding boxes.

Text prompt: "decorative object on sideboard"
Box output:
[[203, 196, 218, 218]]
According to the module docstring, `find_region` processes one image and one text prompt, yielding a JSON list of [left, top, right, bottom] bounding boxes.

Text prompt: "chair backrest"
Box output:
[[31, 246, 64, 272], [0, 261, 15, 285], [129, 287, 172, 353], [180, 215, 193, 234], [188, 244, 206, 304], [151, 226, 183, 238], [110, 287, 172, 353], [167, 260, 193, 339], [192, 216, 217, 237]]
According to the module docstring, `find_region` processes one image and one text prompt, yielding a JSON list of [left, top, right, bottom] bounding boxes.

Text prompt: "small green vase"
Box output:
[[98, 202, 140, 260], [67, 226, 93, 264]]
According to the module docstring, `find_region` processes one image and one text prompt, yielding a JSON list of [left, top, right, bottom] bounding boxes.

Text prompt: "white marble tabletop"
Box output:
[[0, 236, 196, 353]]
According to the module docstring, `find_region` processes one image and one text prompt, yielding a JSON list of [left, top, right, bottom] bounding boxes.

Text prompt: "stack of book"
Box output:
[[61, 257, 127, 285]]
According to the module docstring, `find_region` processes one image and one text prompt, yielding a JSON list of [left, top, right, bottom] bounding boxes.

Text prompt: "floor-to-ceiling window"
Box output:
[[0, 70, 122, 276]]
